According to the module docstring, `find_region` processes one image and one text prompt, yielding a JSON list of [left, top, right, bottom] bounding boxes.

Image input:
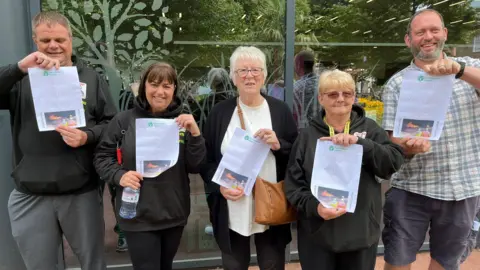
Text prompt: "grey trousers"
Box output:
[[8, 189, 106, 270]]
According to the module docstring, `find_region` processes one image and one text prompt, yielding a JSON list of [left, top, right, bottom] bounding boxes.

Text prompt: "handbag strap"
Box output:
[[236, 98, 246, 130], [236, 98, 257, 196]]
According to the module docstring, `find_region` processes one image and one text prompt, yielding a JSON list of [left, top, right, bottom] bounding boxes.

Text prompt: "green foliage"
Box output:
[[41, 0, 479, 115]]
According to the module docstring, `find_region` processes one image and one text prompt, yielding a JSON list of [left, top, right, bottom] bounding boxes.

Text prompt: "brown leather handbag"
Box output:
[[236, 99, 297, 225]]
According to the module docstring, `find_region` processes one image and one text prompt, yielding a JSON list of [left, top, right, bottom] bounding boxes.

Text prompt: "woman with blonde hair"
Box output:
[[284, 69, 404, 270]]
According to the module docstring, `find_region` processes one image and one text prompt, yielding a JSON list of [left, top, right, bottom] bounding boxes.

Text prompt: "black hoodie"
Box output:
[[284, 104, 404, 252], [0, 57, 117, 195], [94, 95, 206, 232]]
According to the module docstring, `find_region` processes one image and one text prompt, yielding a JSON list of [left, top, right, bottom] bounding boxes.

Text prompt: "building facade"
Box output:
[[1, 0, 479, 269]]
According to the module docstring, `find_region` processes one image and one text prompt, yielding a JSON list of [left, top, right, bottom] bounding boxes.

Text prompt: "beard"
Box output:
[[410, 38, 446, 62]]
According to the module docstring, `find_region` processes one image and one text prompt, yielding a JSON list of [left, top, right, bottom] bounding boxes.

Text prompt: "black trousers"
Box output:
[[221, 229, 286, 270], [124, 226, 184, 270], [298, 226, 378, 270]]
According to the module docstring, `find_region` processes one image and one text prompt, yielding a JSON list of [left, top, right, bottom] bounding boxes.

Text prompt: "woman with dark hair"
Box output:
[[94, 62, 206, 270]]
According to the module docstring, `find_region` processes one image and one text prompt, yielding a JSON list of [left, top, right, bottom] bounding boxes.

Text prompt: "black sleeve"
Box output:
[[284, 131, 322, 220], [85, 75, 118, 145], [272, 104, 298, 160], [185, 133, 206, 174], [199, 107, 221, 193], [356, 122, 405, 179], [93, 113, 128, 186], [0, 64, 27, 110]]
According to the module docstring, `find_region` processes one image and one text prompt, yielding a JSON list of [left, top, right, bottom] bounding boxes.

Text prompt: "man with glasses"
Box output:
[[382, 9, 480, 270]]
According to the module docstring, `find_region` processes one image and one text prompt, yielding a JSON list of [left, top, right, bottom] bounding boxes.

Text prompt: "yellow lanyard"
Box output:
[[324, 117, 350, 137]]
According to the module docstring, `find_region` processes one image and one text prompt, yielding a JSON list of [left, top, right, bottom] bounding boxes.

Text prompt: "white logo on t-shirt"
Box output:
[[354, 131, 367, 139]]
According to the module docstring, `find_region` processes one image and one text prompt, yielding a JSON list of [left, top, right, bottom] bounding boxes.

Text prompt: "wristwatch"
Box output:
[[455, 61, 466, 79]]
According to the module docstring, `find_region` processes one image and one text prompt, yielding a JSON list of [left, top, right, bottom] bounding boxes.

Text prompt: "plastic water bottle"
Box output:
[[473, 219, 480, 232], [119, 187, 140, 219]]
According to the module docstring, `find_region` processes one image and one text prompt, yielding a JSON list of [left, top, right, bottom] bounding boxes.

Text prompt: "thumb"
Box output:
[[424, 65, 432, 73], [336, 209, 347, 216], [131, 171, 144, 180]]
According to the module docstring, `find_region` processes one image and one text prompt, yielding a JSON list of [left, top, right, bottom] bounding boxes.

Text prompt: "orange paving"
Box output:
[[238, 251, 480, 270]]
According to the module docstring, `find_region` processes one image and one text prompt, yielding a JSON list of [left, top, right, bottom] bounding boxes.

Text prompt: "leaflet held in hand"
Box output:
[[311, 141, 363, 213], [393, 70, 454, 140], [212, 127, 270, 196], [28, 67, 86, 132], [135, 118, 180, 178]]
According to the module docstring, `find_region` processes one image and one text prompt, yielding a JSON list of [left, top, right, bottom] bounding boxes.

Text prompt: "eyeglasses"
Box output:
[[234, 68, 264, 77], [322, 91, 354, 100]]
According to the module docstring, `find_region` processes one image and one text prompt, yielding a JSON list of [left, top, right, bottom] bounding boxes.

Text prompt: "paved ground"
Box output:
[[63, 176, 480, 270], [238, 251, 480, 270]]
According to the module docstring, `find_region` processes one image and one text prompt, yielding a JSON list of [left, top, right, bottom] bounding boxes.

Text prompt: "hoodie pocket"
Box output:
[[134, 180, 190, 224], [11, 154, 90, 194]]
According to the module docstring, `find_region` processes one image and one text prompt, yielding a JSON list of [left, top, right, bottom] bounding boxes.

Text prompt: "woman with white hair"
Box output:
[[200, 46, 297, 269]]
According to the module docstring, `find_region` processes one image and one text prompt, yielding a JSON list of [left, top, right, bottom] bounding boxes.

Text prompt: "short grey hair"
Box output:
[[406, 9, 445, 36], [32, 11, 72, 38], [207, 68, 230, 89], [229, 46, 268, 83]]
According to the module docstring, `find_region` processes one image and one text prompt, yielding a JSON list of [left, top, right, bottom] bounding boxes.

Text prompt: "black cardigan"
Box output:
[[200, 95, 298, 253]]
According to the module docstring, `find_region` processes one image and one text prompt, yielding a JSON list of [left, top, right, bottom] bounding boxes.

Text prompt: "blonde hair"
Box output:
[[229, 46, 268, 84], [318, 69, 355, 94], [32, 11, 72, 38]]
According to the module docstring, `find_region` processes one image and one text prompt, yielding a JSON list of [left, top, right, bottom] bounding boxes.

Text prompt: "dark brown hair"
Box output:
[[137, 62, 178, 103]]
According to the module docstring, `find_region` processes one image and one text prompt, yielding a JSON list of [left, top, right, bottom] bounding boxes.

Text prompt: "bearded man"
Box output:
[[381, 8, 480, 270]]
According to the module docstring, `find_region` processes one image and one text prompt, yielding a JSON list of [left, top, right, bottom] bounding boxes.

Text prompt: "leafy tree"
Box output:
[[164, 0, 247, 75], [302, 0, 479, 82], [41, 0, 479, 110], [43, 0, 174, 103], [235, 0, 317, 81]]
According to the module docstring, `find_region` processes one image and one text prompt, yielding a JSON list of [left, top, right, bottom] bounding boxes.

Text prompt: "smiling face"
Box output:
[[145, 79, 175, 113], [139, 63, 177, 113], [233, 58, 266, 96], [405, 11, 447, 63], [319, 89, 355, 117], [33, 23, 73, 66], [318, 70, 355, 117]]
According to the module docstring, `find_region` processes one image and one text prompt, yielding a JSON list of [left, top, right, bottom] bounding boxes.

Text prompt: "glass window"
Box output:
[[291, 0, 479, 254], [38, 0, 480, 267], [41, 0, 287, 268]]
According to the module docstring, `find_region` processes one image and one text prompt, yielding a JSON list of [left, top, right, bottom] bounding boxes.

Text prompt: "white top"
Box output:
[[220, 98, 277, 236]]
